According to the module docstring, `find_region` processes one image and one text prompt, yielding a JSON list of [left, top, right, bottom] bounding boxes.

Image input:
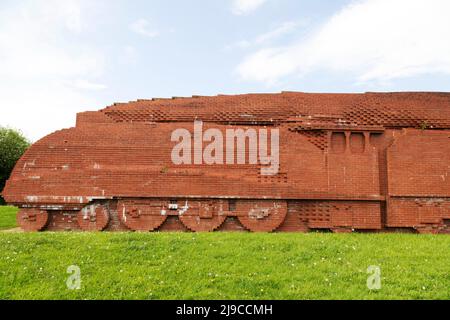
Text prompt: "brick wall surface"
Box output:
[[3, 92, 450, 233]]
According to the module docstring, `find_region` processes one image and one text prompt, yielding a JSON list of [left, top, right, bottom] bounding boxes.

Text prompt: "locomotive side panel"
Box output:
[[387, 129, 450, 233], [326, 131, 381, 199], [4, 122, 384, 205], [277, 200, 382, 232]]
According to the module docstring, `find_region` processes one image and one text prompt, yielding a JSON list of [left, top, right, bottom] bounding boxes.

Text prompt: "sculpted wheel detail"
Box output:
[[237, 201, 287, 232], [179, 200, 227, 232], [17, 208, 49, 231], [78, 204, 110, 231], [118, 200, 167, 231]]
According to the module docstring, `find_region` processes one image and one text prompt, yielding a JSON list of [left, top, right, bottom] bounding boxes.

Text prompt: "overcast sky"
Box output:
[[1, 0, 450, 141]]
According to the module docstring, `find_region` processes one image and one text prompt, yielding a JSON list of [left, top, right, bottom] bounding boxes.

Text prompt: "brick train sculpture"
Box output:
[[2, 92, 450, 233]]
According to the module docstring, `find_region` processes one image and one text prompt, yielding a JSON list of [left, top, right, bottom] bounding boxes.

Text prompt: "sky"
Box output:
[[1, 0, 450, 141]]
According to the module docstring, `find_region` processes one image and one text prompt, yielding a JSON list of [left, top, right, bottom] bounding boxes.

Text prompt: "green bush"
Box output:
[[0, 127, 30, 204]]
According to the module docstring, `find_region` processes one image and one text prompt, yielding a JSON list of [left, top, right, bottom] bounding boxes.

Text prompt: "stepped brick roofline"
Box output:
[[74, 91, 450, 129], [101, 91, 450, 110]]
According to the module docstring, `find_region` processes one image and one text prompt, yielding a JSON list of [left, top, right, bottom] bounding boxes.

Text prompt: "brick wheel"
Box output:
[[118, 200, 167, 231], [77, 203, 110, 231], [179, 200, 226, 232], [17, 208, 49, 231], [237, 200, 287, 232]]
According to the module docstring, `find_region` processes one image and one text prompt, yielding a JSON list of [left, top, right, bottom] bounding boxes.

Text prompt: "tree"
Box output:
[[0, 127, 30, 204]]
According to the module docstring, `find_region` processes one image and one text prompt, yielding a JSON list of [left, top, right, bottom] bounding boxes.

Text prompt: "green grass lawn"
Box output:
[[0, 232, 449, 300], [0, 206, 18, 230]]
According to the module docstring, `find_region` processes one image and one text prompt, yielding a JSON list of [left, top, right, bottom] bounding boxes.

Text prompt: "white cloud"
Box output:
[[0, 1, 104, 79], [254, 21, 299, 44], [236, 0, 450, 85], [0, 0, 105, 141], [69, 79, 107, 91], [0, 82, 100, 142], [232, 0, 267, 15], [129, 18, 159, 38], [226, 21, 301, 51]]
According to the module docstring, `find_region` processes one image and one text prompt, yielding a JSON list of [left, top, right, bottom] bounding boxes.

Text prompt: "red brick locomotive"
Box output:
[[2, 92, 450, 233]]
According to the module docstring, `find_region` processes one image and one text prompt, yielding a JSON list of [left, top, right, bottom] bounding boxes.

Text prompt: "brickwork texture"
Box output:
[[2, 92, 450, 233]]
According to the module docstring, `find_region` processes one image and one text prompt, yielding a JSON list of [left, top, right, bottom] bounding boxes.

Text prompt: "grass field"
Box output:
[[0, 229, 449, 300], [0, 206, 17, 230]]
